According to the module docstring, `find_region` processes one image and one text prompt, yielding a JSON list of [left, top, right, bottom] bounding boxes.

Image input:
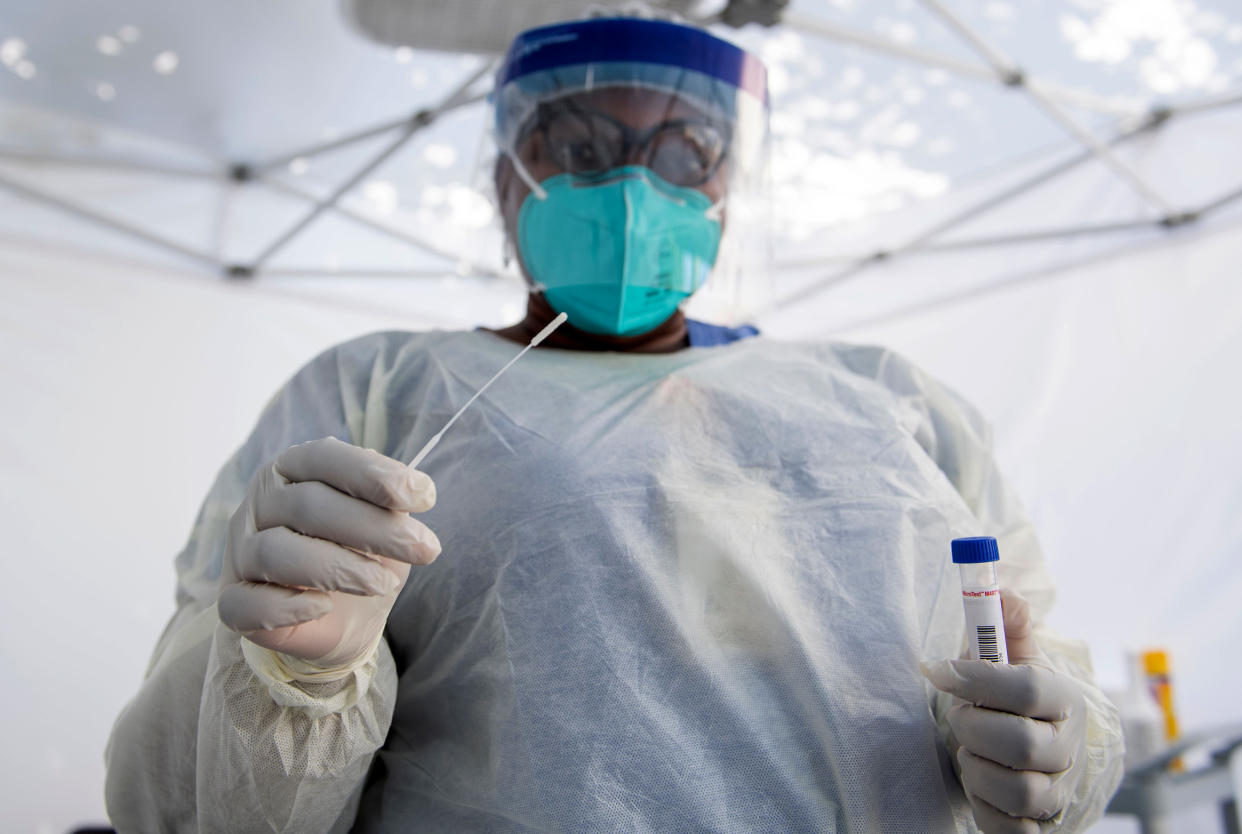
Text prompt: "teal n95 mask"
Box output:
[[516, 165, 723, 337]]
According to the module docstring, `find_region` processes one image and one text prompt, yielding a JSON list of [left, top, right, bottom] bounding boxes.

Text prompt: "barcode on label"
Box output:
[[976, 626, 1001, 662]]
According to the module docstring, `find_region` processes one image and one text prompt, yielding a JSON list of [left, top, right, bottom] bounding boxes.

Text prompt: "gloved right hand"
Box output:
[[218, 436, 440, 673], [922, 592, 1088, 834]]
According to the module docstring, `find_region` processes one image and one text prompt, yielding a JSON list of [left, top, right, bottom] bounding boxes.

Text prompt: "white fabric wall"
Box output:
[[0, 235, 436, 833], [2, 176, 1240, 832]]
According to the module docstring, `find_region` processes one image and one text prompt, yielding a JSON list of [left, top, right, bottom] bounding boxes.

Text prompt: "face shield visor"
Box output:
[[491, 17, 771, 336]]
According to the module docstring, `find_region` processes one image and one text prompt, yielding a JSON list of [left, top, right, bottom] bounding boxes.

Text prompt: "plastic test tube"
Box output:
[[951, 536, 1008, 664]]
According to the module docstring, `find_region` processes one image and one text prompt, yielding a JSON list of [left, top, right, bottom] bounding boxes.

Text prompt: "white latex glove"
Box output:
[[922, 590, 1088, 834], [218, 436, 439, 675]]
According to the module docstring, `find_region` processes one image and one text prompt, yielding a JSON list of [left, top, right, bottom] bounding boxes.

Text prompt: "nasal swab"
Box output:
[[408, 312, 568, 469]]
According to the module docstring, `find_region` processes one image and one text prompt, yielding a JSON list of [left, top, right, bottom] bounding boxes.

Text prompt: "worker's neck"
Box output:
[[488, 293, 689, 353]]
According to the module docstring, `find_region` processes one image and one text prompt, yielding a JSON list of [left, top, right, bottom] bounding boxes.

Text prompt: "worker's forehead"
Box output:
[[539, 86, 713, 126]]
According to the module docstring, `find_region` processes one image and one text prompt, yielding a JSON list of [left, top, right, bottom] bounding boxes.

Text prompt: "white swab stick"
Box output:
[[407, 312, 568, 469]]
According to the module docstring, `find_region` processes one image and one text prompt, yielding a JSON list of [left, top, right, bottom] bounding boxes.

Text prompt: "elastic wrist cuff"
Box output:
[[241, 633, 383, 685]]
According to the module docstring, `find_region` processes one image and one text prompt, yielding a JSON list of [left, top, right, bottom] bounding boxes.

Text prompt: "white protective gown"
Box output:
[[105, 329, 1123, 833]]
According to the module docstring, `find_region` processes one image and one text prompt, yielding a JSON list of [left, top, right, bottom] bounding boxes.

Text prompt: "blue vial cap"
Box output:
[[952, 536, 1000, 563]]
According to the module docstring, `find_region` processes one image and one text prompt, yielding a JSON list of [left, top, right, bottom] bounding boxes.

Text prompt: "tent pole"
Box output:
[[0, 147, 222, 179], [782, 11, 995, 81], [252, 58, 495, 175], [916, 0, 1175, 215], [777, 260, 877, 309], [897, 105, 1173, 253], [898, 148, 1094, 251], [260, 175, 502, 278], [823, 216, 1242, 335], [259, 267, 465, 278], [242, 63, 495, 274], [917, 218, 1162, 252], [0, 170, 222, 270], [252, 115, 418, 177], [247, 90, 486, 179], [244, 124, 421, 273], [914, 0, 1017, 78], [781, 10, 1142, 118], [1021, 81, 1145, 118], [1023, 83, 1175, 213], [437, 58, 498, 109], [1167, 89, 1242, 117], [777, 186, 1242, 313], [773, 153, 1093, 297], [773, 144, 1091, 271], [1196, 183, 1242, 219], [780, 217, 1173, 268], [777, 110, 1166, 272]]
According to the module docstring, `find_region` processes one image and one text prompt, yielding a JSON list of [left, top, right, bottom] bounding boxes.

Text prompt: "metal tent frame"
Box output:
[[774, 0, 1242, 309], [0, 57, 500, 280], [1, 0, 1240, 312]]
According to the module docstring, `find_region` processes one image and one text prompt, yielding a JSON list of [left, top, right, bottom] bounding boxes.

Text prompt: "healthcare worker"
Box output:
[[105, 14, 1123, 833]]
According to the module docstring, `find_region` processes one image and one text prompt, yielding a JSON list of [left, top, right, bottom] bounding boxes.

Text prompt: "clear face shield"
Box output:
[[491, 18, 771, 336]]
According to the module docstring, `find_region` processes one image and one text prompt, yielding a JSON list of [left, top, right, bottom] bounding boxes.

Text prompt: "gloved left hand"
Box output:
[[922, 590, 1088, 834]]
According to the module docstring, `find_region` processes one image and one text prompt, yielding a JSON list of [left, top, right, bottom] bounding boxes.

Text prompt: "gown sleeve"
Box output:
[[843, 344, 1125, 833], [105, 337, 401, 833]]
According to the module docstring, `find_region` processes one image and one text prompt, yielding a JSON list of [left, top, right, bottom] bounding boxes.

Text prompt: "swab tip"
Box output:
[[530, 311, 569, 346]]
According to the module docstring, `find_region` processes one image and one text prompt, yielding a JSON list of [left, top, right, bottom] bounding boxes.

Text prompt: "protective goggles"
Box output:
[[519, 98, 731, 188]]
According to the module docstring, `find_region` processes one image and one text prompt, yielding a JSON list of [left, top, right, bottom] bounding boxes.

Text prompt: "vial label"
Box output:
[[961, 588, 1008, 663]]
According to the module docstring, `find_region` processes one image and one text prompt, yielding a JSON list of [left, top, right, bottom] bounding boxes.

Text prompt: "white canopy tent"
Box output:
[[2, 1, 1241, 831]]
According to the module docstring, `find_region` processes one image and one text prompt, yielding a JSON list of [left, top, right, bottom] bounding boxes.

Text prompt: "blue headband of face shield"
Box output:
[[493, 18, 768, 337]]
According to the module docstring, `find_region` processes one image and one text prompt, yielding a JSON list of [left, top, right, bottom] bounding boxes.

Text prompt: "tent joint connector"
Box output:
[[1002, 69, 1025, 87], [720, 0, 790, 28], [229, 164, 254, 183], [1144, 107, 1174, 131], [410, 109, 435, 129], [1160, 211, 1200, 229], [226, 264, 256, 279], [869, 250, 891, 262]]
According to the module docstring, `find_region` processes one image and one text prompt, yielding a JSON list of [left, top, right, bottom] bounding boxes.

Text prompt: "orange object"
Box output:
[[1141, 649, 1179, 742]]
